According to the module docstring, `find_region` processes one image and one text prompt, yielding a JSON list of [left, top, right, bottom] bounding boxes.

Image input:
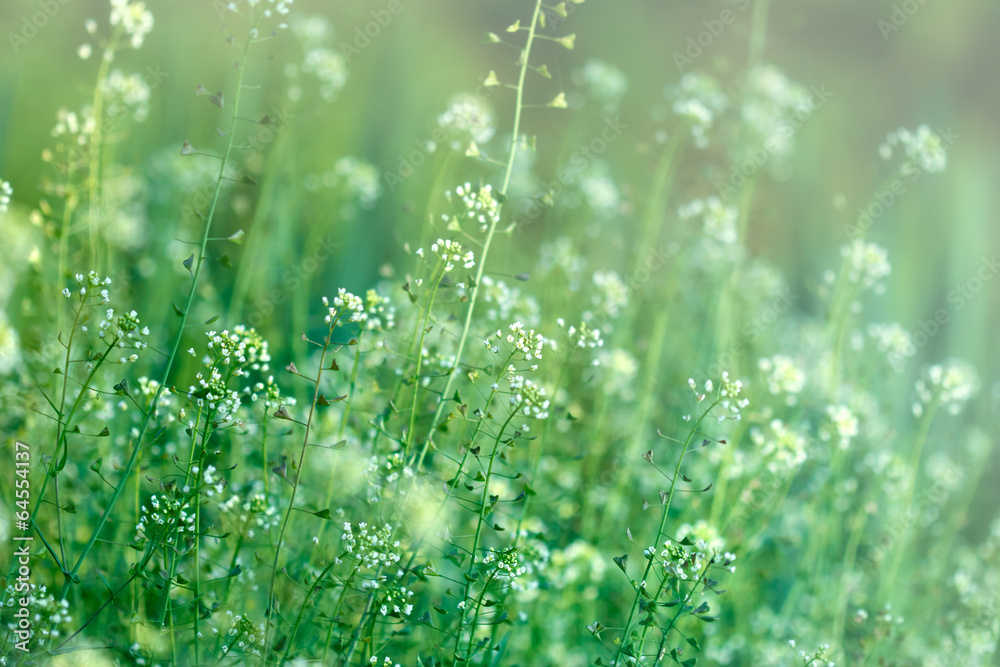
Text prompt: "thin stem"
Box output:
[[405, 266, 445, 459], [87, 25, 124, 272], [60, 16, 261, 600], [452, 401, 524, 661], [414, 0, 545, 473], [613, 400, 718, 667], [263, 312, 340, 662]]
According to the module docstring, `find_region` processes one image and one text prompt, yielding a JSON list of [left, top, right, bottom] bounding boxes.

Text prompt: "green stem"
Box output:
[[414, 0, 545, 473], [613, 400, 718, 667], [880, 399, 939, 598], [404, 266, 445, 458], [59, 16, 261, 601], [87, 25, 124, 272], [263, 312, 340, 661], [452, 401, 525, 661]]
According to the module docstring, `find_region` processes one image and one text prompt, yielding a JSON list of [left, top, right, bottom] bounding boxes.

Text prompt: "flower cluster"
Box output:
[[217, 612, 265, 658], [323, 289, 366, 324], [488, 322, 545, 364], [880, 124, 947, 173], [135, 493, 195, 544], [508, 374, 551, 420], [579, 161, 621, 218], [478, 276, 541, 325], [841, 239, 891, 289], [2, 584, 72, 648], [205, 326, 271, 372], [219, 492, 281, 538], [676, 520, 726, 552], [437, 93, 496, 151], [363, 289, 395, 331], [686, 372, 749, 422], [192, 464, 226, 497], [301, 48, 349, 100], [321, 157, 381, 208], [51, 108, 96, 147], [787, 639, 834, 666], [101, 70, 151, 122], [868, 322, 914, 364], [99, 308, 150, 362], [591, 271, 629, 318], [757, 354, 806, 404], [376, 575, 415, 617], [445, 182, 502, 232], [751, 419, 808, 473], [597, 348, 639, 399], [575, 58, 628, 110], [185, 366, 243, 423], [342, 522, 402, 570], [109, 0, 155, 49], [823, 404, 859, 449], [669, 72, 728, 148], [224, 0, 294, 33], [913, 360, 979, 417], [741, 66, 813, 158], [0, 179, 11, 215], [655, 540, 706, 581], [63, 271, 112, 303], [483, 546, 527, 578], [557, 318, 603, 351], [369, 658, 400, 667], [679, 196, 738, 247], [416, 238, 475, 273]]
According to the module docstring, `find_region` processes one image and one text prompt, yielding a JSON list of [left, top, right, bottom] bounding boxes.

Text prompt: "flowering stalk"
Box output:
[[404, 263, 446, 459], [880, 396, 939, 598], [452, 398, 526, 662], [613, 399, 719, 667], [59, 12, 263, 601], [414, 0, 546, 472], [263, 295, 356, 660]]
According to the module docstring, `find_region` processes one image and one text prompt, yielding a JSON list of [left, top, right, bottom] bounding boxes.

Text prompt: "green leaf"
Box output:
[[556, 33, 576, 49], [547, 92, 568, 108], [613, 554, 628, 574]]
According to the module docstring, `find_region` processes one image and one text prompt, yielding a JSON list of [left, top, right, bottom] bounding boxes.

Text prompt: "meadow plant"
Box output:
[[1, 1, 997, 666]]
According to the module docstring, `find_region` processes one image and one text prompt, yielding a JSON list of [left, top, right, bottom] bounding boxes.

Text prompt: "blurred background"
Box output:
[[1, 0, 999, 663], [2, 0, 998, 360]]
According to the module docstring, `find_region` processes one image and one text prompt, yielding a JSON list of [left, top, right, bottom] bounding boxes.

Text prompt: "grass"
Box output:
[[1, 0, 998, 665]]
